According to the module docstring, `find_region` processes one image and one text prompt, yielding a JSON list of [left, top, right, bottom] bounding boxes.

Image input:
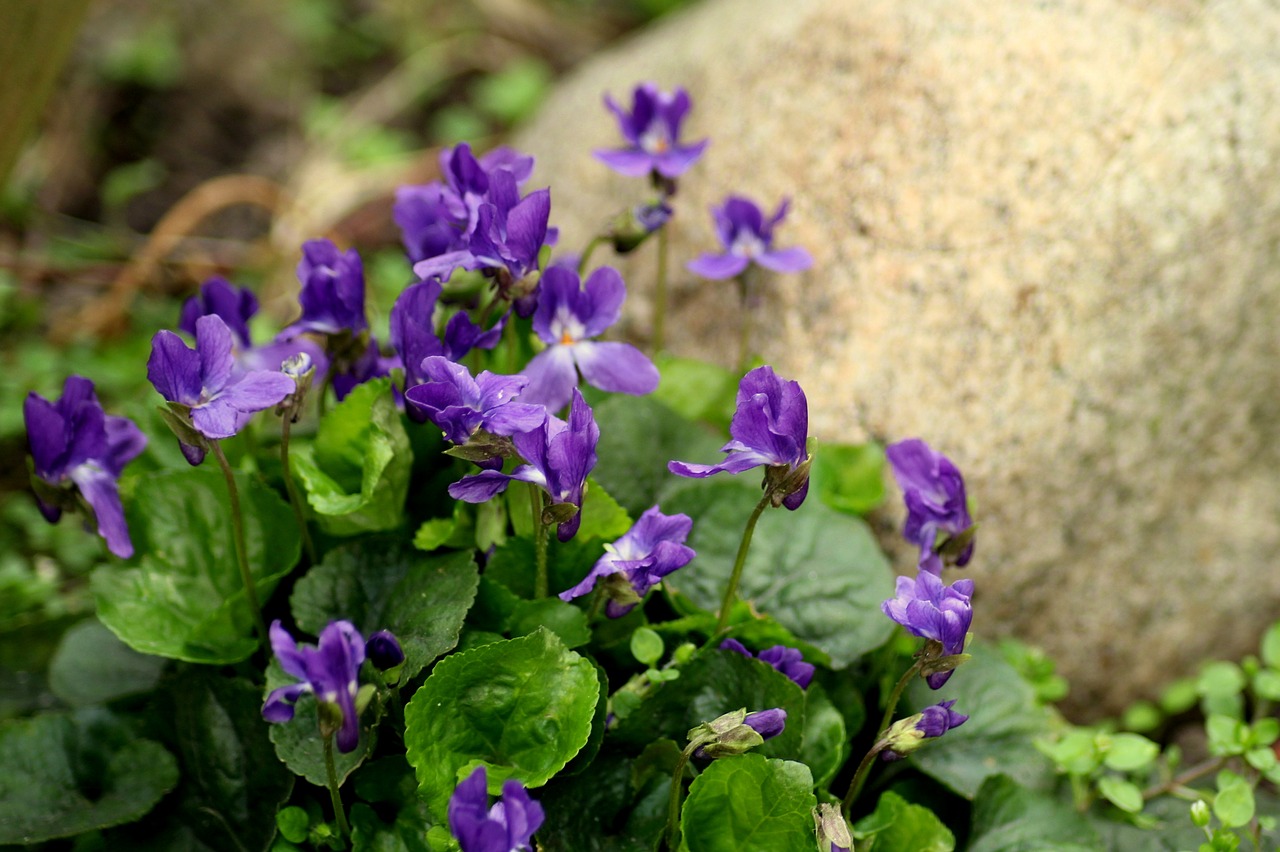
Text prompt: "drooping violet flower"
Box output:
[[24, 377, 147, 558], [687, 196, 812, 280], [449, 388, 598, 541], [330, 338, 397, 402], [448, 765, 544, 852], [263, 620, 368, 753], [413, 170, 551, 287], [519, 265, 659, 412], [148, 315, 296, 464], [719, 639, 814, 689], [179, 277, 327, 383], [881, 571, 974, 689], [559, 505, 695, 617], [879, 699, 968, 761], [595, 83, 709, 179], [668, 365, 811, 509], [886, 438, 975, 574], [280, 239, 368, 338], [405, 356, 545, 446], [689, 707, 787, 759]]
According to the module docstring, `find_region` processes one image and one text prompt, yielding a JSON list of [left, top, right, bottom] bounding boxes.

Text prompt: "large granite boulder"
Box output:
[[513, 0, 1280, 715]]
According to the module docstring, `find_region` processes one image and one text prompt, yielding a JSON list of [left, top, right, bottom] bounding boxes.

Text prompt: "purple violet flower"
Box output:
[[719, 639, 814, 689], [448, 766, 544, 852], [23, 377, 147, 559], [519, 265, 659, 412], [881, 571, 974, 689], [559, 505, 695, 617], [449, 388, 598, 542], [880, 699, 968, 761], [886, 438, 975, 574], [687, 196, 812, 280], [148, 315, 296, 464], [263, 620, 367, 753], [744, 708, 788, 741], [365, 630, 405, 672], [404, 356, 546, 446], [180, 277, 327, 384], [280, 239, 368, 337], [668, 365, 811, 509], [595, 83, 709, 179]]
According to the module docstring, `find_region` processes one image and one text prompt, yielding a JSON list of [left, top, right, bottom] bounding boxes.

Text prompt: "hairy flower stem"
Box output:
[[280, 416, 316, 565], [211, 441, 266, 642], [653, 225, 669, 353], [714, 493, 773, 635], [578, 236, 607, 275], [665, 743, 698, 850], [531, 483, 550, 599], [323, 733, 352, 840], [841, 659, 924, 814]]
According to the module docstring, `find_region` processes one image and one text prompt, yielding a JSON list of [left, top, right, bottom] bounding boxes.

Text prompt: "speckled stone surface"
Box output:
[[512, 0, 1280, 716]]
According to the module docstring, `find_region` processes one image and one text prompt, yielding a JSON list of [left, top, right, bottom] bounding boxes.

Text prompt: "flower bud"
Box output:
[[812, 803, 852, 852], [365, 630, 405, 671], [688, 707, 787, 759], [879, 700, 968, 761]]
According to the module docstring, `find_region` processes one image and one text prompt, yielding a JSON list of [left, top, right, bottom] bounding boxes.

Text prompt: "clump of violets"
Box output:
[[879, 700, 969, 761], [720, 639, 815, 689], [520, 265, 659, 412], [263, 620, 375, 753], [886, 438, 975, 574], [595, 82, 708, 182], [882, 570, 974, 689], [23, 376, 147, 558], [180, 277, 326, 379], [669, 365, 811, 510], [448, 766, 544, 852], [404, 356, 546, 459], [449, 388, 598, 542], [559, 505, 696, 617], [148, 314, 296, 465], [687, 196, 812, 280]]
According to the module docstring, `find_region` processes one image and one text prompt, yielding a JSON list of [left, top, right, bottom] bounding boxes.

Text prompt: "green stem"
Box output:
[[653, 225, 669, 353], [280, 416, 316, 565], [578, 235, 607, 275], [531, 483, 549, 599], [714, 493, 772, 635], [665, 743, 697, 850], [1140, 756, 1226, 801], [211, 441, 266, 642], [841, 659, 923, 814], [737, 274, 751, 373], [323, 734, 352, 840]]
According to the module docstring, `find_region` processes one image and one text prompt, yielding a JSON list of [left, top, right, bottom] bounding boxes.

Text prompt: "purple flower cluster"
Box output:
[[263, 620, 367, 753], [669, 366, 811, 510], [23, 377, 147, 558], [887, 438, 975, 573], [720, 639, 814, 690], [687, 196, 812, 280], [405, 356, 545, 447], [559, 505, 695, 617], [881, 571, 974, 689], [448, 766, 544, 852]]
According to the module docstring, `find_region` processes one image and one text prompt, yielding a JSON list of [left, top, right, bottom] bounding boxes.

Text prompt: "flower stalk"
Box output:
[[210, 440, 266, 642], [714, 492, 772, 635], [323, 733, 351, 840], [654, 224, 670, 353], [280, 415, 316, 565], [665, 742, 697, 851], [532, 483, 550, 599], [841, 659, 923, 814]]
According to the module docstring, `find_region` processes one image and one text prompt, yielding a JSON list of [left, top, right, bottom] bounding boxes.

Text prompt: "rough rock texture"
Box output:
[[513, 0, 1280, 716]]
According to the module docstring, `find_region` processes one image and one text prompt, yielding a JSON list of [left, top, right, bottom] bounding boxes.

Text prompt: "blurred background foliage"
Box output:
[[0, 0, 696, 710]]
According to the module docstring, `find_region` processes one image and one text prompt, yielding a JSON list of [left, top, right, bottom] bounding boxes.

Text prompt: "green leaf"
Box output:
[[1206, 715, 1248, 757], [485, 535, 603, 600], [94, 468, 300, 663], [0, 709, 178, 844], [659, 476, 895, 666], [413, 502, 473, 552], [291, 378, 411, 535], [1260, 622, 1280, 669], [652, 355, 740, 431], [631, 626, 665, 666], [906, 641, 1055, 797], [265, 659, 375, 786], [1101, 733, 1159, 771], [277, 807, 309, 844], [810, 440, 886, 515], [611, 646, 807, 761], [591, 394, 727, 516], [290, 540, 478, 682], [577, 478, 633, 541], [800, 683, 848, 788], [967, 775, 1102, 852], [852, 790, 955, 852], [680, 755, 816, 852], [508, 598, 592, 648], [1253, 670, 1280, 701], [48, 619, 166, 706], [403, 630, 600, 821], [536, 752, 652, 852], [153, 669, 295, 851], [1213, 770, 1255, 828], [1097, 776, 1144, 814]]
